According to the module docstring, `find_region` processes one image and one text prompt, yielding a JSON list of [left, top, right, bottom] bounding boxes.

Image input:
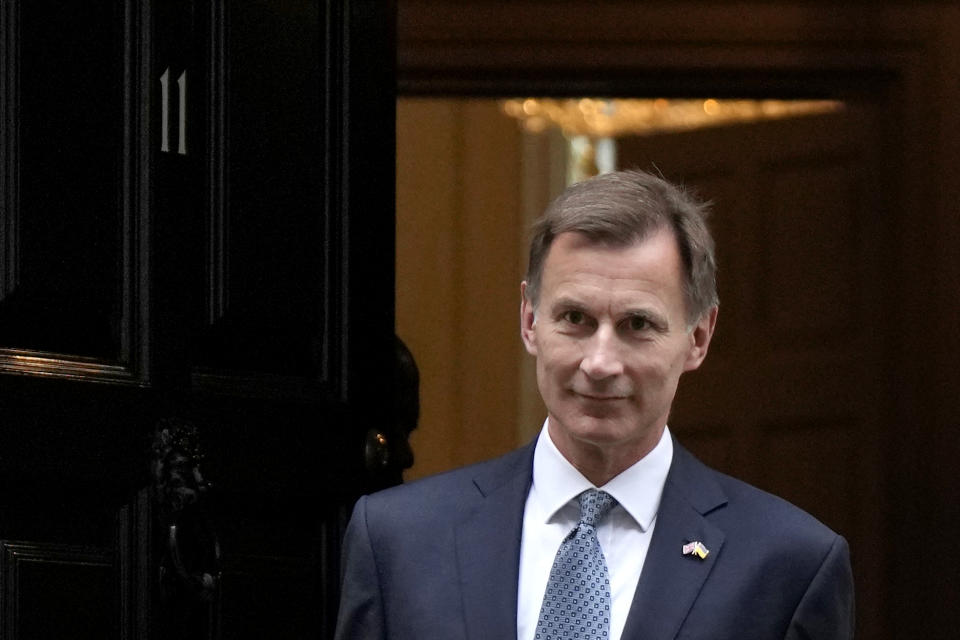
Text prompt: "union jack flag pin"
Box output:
[[682, 541, 710, 560]]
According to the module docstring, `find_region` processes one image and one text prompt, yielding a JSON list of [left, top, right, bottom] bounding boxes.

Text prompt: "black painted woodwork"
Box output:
[[0, 1, 396, 638]]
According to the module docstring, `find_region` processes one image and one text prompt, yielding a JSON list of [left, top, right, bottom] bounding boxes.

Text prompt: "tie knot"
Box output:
[[578, 489, 616, 528]]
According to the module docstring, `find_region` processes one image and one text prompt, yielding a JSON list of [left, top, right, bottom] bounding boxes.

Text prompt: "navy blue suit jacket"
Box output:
[[335, 438, 854, 639]]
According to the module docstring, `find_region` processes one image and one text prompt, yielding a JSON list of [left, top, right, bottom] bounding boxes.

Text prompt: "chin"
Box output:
[[565, 416, 637, 446], [552, 407, 663, 449]]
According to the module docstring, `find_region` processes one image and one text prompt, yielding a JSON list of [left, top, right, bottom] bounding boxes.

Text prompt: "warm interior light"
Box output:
[[500, 98, 844, 138]]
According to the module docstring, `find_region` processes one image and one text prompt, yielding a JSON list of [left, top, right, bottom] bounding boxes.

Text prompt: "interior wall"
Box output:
[[396, 98, 530, 480]]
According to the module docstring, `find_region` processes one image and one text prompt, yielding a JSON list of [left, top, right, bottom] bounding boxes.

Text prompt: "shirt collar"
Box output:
[[530, 420, 674, 532]]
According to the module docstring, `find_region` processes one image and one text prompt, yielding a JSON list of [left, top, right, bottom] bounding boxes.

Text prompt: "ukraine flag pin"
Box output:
[[682, 540, 710, 560]]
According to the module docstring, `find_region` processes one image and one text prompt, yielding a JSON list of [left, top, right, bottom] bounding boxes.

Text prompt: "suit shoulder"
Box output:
[[361, 445, 532, 521], [708, 466, 841, 548], [672, 444, 841, 549]]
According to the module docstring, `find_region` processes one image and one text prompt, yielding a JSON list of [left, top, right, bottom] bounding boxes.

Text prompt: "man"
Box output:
[[335, 170, 854, 639]]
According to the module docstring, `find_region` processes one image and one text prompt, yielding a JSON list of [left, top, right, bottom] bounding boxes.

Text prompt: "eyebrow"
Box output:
[[549, 296, 588, 313], [551, 296, 671, 328], [623, 308, 670, 331]]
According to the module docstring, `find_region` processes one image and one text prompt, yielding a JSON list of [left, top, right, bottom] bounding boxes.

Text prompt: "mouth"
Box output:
[[573, 391, 628, 401]]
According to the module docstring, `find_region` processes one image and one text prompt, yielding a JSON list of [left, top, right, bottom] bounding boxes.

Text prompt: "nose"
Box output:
[[579, 325, 624, 380]]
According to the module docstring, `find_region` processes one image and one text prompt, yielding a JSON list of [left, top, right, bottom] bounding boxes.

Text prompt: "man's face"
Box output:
[[521, 229, 716, 466]]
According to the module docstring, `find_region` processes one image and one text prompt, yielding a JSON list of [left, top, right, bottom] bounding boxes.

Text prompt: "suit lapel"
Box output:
[[621, 441, 727, 640], [455, 444, 534, 640]]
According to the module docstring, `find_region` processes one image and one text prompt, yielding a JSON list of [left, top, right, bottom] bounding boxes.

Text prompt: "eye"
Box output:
[[562, 310, 586, 325], [626, 315, 650, 331]]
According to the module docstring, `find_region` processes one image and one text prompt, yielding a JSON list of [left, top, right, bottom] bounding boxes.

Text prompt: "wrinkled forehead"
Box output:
[[537, 228, 690, 313]]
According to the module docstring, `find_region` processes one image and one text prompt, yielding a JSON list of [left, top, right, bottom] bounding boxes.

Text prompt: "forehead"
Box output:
[[545, 228, 681, 275], [539, 229, 687, 305]]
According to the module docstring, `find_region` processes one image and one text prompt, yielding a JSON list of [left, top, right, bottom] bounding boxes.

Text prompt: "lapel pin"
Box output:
[[682, 541, 710, 560]]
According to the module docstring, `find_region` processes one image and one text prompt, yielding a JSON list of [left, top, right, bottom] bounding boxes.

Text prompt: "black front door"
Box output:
[[0, 1, 396, 638]]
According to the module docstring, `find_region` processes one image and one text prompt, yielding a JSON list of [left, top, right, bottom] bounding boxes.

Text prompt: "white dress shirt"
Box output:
[[516, 421, 673, 640]]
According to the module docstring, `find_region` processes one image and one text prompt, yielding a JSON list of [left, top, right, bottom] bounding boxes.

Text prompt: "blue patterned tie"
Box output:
[[535, 489, 617, 639]]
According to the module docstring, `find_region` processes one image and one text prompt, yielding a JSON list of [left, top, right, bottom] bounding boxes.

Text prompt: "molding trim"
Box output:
[[191, 367, 327, 401], [206, 0, 229, 326], [119, 0, 152, 383], [0, 0, 150, 384], [0, 0, 20, 301], [0, 348, 144, 385], [1, 540, 114, 640], [118, 489, 153, 640]]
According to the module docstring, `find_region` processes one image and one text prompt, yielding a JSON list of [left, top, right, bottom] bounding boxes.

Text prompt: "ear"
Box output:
[[520, 281, 538, 356], [683, 305, 718, 372]]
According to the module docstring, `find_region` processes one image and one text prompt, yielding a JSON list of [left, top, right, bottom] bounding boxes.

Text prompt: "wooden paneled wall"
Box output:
[[396, 99, 531, 480]]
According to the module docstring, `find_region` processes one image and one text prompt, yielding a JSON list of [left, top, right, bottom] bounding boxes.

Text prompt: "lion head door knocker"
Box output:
[[152, 418, 221, 603]]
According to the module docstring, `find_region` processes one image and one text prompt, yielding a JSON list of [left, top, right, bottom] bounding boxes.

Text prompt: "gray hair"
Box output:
[[524, 169, 718, 325]]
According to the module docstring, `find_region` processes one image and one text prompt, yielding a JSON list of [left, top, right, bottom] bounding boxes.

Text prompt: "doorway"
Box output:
[[395, 94, 889, 638]]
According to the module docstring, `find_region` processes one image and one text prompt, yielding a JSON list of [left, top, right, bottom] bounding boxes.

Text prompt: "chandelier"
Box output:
[[501, 98, 844, 138]]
